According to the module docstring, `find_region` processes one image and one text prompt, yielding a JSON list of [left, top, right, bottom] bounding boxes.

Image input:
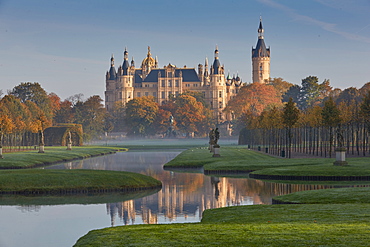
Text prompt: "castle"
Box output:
[[105, 19, 270, 124]]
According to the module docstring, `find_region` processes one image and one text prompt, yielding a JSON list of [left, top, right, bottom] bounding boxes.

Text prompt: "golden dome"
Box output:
[[141, 46, 156, 68]]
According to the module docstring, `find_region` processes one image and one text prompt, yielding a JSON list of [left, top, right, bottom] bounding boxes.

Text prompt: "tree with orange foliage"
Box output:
[[125, 96, 158, 136], [224, 82, 281, 119], [173, 94, 207, 137], [0, 102, 15, 158]]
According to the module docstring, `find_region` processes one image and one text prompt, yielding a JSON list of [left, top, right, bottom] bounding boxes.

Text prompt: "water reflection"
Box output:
[[47, 151, 336, 226]]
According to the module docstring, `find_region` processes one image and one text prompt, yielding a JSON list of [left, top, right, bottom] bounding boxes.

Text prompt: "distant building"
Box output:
[[105, 46, 242, 124], [252, 18, 270, 83], [105, 18, 269, 124]]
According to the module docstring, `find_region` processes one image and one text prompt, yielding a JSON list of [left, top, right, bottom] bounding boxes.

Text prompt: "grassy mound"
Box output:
[[0, 169, 161, 194]]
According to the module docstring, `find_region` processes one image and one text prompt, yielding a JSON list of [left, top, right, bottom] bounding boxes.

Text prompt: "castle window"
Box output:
[[153, 92, 157, 98], [186, 84, 190, 87], [168, 72, 173, 77], [161, 91, 165, 99], [175, 80, 179, 87], [161, 80, 165, 87], [219, 101, 222, 108], [260, 64, 262, 71], [175, 91, 179, 96], [202, 91, 206, 97], [128, 92, 131, 98], [145, 84, 149, 87], [219, 91, 222, 98], [168, 80, 172, 87], [145, 92, 149, 96], [210, 101, 213, 107], [137, 92, 141, 97]]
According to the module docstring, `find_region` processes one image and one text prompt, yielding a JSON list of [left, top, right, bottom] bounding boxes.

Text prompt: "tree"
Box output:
[[297, 76, 332, 110], [269, 77, 293, 99], [322, 97, 341, 157], [225, 82, 281, 118], [282, 98, 300, 158], [173, 95, 207, 137], [125, 96, 158, 136], [74, 95, 106, 140], [0, 102, 15, 158], [10, 82, 53, 120], [54, 100, 74, 124]]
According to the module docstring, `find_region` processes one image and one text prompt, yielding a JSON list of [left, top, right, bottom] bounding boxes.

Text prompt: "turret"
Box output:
[[108, 54, 116, 80], [252, 17, 270, 83], [122, 48, 129, 75], [212, 46, 221, 75]]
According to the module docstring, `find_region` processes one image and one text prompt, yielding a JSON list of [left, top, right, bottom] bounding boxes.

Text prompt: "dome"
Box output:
[[141, 46, 156, 68]]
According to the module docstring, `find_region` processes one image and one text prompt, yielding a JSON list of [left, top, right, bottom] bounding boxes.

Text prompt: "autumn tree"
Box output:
[[173, 95, 208, 137], [54, 100, 75, 124], [0, 101, 15, 158], [269, 77, 293, 99], [225, 82, 281, 119], [282, 98, 300, 158], [124, 96, 158, 136]]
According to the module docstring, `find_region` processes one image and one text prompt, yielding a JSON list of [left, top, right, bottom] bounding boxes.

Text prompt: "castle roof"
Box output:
[[134, 68, 201, 84], [252, 37, 270, 58]]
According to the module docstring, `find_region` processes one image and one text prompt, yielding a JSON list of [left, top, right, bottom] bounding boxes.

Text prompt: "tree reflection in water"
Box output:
[[48, 151, 336, 226]]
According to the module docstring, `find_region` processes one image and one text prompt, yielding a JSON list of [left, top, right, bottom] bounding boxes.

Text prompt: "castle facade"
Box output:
[[105, 19, 269, 124]]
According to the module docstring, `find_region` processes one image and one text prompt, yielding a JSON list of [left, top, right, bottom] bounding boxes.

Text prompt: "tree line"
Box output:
[[235, 76, 370, 158], [0, 83, 214, 155]]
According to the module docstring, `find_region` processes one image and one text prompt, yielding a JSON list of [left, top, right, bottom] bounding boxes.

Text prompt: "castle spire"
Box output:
[[258, 16, 264, 39]]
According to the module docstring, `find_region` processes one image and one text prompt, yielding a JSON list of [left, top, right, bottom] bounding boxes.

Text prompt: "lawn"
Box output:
[[0, 146, 125, 169], [0, 169, 161, 194]]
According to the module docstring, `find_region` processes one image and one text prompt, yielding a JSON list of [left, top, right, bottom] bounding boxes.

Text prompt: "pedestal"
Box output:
[[333, 148, 348, 166], [0, 147, 3, 159], [67, 143, 72, 150], [38, 145, 45, 153], [213, 145, 221, 157]]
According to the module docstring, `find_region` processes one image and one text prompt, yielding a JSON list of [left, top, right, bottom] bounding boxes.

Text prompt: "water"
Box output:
[[0, 150, 332, 247]]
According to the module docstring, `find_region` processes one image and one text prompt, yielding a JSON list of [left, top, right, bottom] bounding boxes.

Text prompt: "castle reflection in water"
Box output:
[[46, 151, 339, 227], [106, 172, 332, 226]]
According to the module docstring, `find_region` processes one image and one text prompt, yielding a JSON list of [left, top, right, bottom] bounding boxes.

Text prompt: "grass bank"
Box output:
[[74, 186, 370, 246], [0, 169, 161, 195], [164, 147, 370, 180], [0, 146, 126, 169]]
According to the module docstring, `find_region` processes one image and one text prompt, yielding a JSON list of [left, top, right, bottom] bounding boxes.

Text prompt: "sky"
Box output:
[[0, 0, 369, 101]]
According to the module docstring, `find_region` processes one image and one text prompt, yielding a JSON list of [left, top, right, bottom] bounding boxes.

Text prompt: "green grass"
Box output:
[[74, 186, 370, 246], [273, 186, 370, 204], [164, 147, 370, 179], [74, 147, 370, 246], [0, 169, 161, 194], [0, 146, 125, 169], [74, 216, 370, 247], [0, 189, 160, 205]]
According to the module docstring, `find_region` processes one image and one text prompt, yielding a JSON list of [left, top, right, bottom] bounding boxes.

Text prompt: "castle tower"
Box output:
[[252, 17, 270, 83], [105, 54, 117, 111], [210, 46, 226, 123]]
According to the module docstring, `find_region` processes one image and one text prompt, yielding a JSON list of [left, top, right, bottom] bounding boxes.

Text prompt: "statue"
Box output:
[[166, 114, 176, 138], [67, 131, 72, 150], [209, 129, 215, 145], [336, 124, 344, 148], [214, 128, 220, 145]]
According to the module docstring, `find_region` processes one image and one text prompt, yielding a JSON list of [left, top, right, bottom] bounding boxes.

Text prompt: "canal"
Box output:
[[0, 149, 333, 247]]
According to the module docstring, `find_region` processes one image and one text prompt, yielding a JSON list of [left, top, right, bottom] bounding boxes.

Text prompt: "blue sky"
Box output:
[[0, 0, 369, 101]]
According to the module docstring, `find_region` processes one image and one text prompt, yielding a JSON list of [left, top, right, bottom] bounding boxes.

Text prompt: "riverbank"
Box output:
[[0, 146, 126, 169], [74, 186, 370, 246], [164, 146, 370, 180], [0, 169, 161, 195]]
